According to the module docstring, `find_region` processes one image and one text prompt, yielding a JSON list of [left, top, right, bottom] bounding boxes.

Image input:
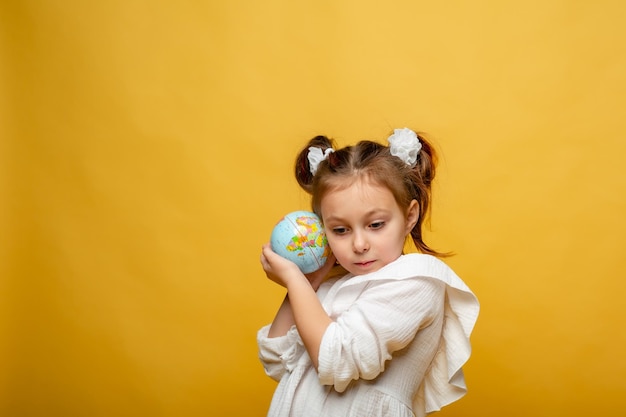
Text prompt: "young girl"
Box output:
[[258, 128, 479, 417]]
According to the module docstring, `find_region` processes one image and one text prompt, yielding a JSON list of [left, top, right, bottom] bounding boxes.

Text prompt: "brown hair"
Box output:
[[294, 131, 448, 257]]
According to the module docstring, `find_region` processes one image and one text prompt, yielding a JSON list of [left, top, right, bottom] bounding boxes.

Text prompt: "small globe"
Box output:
[[270, 211, 330, 274]]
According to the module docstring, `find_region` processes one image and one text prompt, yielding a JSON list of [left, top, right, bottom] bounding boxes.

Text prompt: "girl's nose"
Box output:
[[352, 231, 369, 253]]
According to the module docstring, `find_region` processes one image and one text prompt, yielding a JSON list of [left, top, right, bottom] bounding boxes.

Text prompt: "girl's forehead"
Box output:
[[319, 180, 404, 223], [318, 173, 408, 212]]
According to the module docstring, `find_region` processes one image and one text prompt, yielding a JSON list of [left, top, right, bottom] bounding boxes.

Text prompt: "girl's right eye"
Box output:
[[332, 227, 348, 235]]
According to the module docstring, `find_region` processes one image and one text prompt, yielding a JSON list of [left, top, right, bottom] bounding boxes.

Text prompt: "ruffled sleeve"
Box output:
[[378, 255, 479, 416], [257, 324, 307, 382]]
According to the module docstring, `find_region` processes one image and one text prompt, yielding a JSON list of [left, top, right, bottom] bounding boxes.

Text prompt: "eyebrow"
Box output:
[[324, 209, 391, 223]]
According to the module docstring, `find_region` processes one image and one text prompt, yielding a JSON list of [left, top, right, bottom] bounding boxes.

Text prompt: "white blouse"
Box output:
[[257, 254, 479, 417]]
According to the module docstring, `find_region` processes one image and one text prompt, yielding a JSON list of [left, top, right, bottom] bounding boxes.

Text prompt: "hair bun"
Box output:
[[295, 135, 334, 193]]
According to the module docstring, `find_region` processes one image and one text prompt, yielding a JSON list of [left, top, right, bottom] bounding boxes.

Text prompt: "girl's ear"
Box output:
[[405, 200, 419, 234]]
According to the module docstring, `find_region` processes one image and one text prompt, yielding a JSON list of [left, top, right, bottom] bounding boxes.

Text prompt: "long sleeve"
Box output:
[[317, 277, 445, 391], [257, 324, 307, 382]]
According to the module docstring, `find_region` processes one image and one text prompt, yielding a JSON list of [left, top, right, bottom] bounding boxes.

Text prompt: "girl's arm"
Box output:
[[261, 244, 334, 369], [267, 295, 294, 337]]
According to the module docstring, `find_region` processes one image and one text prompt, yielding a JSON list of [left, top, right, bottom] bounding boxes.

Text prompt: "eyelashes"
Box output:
[[330, 222, 386, 235]]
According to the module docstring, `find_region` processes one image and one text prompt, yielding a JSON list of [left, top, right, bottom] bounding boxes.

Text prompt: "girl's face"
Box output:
[[320, 179, 418, 276]]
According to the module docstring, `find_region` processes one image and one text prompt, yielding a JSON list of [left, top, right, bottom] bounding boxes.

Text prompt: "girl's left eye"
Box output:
[[370, 221, 385, 229]]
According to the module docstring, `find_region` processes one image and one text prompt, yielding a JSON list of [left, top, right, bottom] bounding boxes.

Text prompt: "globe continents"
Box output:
[[270, 211, 330, 274]]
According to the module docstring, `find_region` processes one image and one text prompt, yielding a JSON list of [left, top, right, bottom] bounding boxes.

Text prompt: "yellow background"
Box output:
[[2, 1, 625, 416]]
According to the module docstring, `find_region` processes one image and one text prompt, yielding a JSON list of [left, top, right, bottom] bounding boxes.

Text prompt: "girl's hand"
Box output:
[[260, 244, 336, 291], [304, 252, 336, 291], [260, 244, 303, 288]]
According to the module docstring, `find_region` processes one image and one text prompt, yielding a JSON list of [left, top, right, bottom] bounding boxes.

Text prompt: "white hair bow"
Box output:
[[388, 128, 422, 167], [308, 147, 334, 175]]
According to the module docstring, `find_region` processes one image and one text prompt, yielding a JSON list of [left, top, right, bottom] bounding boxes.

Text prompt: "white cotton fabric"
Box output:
[[257, 254, 479, 417]]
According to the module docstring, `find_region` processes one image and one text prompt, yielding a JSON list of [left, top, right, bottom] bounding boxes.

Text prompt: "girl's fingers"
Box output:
[[261, 244, 277, 260]]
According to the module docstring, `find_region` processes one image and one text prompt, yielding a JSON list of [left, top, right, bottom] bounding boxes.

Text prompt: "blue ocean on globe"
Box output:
[[270, 211, 329, 274]]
